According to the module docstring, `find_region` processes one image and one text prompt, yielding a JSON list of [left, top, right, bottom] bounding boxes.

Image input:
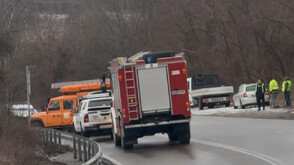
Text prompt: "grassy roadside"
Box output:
[[0, 112, 64, 165]]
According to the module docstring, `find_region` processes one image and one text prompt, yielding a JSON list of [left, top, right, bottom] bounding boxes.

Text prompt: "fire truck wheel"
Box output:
[[179, 131, 190, 145], [113, 124, 121, 146], [199, 99, 204, 110], [168, 133, 178, 142], [121, 137, 134, 150]]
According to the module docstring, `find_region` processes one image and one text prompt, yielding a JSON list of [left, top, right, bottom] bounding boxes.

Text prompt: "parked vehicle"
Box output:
[[232, 83, 270, 109], [109, 51, 191, 149], [10, 104, 38, 118], [73, 93, 112, 137], [187, 74, 234, 109], [30, 82, 110, 129]]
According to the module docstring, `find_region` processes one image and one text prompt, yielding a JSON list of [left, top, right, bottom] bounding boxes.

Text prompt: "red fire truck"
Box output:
[[109, 51, 191, 149]]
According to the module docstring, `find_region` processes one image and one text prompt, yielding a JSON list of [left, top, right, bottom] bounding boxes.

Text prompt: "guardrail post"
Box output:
[[73, 136, 77, 159], [92, 143, 95, 157], [83, 139, 87, 162], [78, 137, 82, 161], [54, 131, 57, 147], [45, 130, 49, 144], [58, 132, 61, 149], [42, 130, 46, 144], [50, 130, 53, 146], [88, 141, 91, 160]]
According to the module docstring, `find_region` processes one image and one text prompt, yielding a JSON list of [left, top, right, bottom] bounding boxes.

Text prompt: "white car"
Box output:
[[233, 83, 270, 109], [73, 93, 112, 137]]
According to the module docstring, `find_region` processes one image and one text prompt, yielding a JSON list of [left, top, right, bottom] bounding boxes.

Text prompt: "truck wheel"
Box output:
[[112, 122, 121, 146], [168, 133, 178, 142], [121, 137, 134, 150], [208, 104, 215, 109], [198, 99, 204, 110], [225, 102, 230, 107], [179, 131, 190, 145], [80, 124, 90, 138]]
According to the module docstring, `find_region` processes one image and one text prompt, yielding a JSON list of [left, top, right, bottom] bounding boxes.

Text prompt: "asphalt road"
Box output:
[[94, 116, 294, 165]]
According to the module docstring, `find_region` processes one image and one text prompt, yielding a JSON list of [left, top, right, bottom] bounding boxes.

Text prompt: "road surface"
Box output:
[[94, 116, 294, 165]]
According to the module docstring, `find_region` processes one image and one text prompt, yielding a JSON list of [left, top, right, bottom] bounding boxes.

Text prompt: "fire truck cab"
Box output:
[[109, 51, 191, 149]]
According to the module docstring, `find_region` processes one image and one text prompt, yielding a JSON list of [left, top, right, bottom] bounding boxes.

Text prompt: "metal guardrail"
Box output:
[[39, 128, 103, 165]]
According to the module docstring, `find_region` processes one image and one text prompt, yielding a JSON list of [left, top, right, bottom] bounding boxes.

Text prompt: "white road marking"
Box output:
[[156, 134, 283, 165], [191, 139, 283, 165]]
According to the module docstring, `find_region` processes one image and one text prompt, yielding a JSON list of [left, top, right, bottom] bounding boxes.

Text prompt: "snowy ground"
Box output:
[[191, 105, 294, 119]]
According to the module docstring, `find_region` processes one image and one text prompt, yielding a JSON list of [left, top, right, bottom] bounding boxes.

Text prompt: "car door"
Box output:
[[47, 100, 62, 127], [74, 101, 84, 132], [62, 99, 75, 126], [234, 85, 243, 106]]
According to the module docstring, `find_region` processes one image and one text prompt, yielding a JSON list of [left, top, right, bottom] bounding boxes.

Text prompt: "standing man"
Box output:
[[269, 77, 279, 108], [282, 76, 292, 106], [255, 79, 266, 111], [101, 74, 107, 93]]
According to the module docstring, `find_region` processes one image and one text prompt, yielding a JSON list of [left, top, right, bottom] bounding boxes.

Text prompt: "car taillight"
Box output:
[[227, 96, 232, 100], [84, 114, 89, 123], [111, 101, 113, 107], [243, 93, 248, 98], [186, 101, 190, 111], [202, 99, 208, 103]]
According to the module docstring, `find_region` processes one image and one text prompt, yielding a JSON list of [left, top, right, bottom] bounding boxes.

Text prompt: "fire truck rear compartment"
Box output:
[[137, 66, 171, 115]]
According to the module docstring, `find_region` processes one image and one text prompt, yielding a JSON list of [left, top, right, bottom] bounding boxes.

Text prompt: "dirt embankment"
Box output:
[[0, 113, 63, 165]]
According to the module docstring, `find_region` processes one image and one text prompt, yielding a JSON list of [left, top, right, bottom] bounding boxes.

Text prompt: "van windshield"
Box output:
[[88, 99, 111, 108]]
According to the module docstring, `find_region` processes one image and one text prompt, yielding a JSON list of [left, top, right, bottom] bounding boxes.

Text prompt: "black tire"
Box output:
[[121, 137, 134, 150], [80, 123, 90, 138], [240, 100, 245, 109], [225, 102, 230, 107], [179, 131, 190, 145], [233, 101, 237, 109], [199, 99, 204, 110], [120, 119, 133, 150], [208, 104, 215, 109], [168, 133, 178, 142], [112, 121, 121, 146], [31, 121, 43, 127]]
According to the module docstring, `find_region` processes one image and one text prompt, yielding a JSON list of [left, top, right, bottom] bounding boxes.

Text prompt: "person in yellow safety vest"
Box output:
[[282, 76, 292, 106], [269, 77, 279, 108], [255, 79, 266, 111]]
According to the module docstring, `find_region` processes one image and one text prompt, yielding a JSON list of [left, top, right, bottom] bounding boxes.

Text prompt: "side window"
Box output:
[[82, 101, 87, 112], [49, 101, 60, 111], [63, 100, 74, 110]]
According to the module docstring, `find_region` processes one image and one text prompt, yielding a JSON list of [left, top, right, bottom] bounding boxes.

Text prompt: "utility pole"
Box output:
[[26, 66, 31, 126]]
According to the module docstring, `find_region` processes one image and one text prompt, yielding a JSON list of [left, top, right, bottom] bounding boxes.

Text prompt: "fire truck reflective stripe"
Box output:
[[124, 119, 190, 129]]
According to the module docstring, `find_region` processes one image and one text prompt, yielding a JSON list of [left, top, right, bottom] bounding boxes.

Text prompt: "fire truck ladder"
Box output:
[[124, 66, 139, 120]]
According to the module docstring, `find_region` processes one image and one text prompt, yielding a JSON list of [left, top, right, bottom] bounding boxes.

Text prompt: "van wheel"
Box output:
[[81, 124, 89, 138], [179, 131, 190, 145], [31, 121, 43, 127]]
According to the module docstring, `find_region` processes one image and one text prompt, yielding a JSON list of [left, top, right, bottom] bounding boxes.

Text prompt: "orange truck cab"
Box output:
[[30, 82, 111, 128]]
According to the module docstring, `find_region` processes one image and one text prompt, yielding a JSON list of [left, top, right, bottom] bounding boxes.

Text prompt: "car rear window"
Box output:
[[88, 99, 111, 108], [246, 85, 256, 92]]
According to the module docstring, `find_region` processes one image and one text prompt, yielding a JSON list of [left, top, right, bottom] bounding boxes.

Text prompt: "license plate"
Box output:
[[209, 97, 226, 102], [100, 124, 112, 129], [91, 115, 98, 119]]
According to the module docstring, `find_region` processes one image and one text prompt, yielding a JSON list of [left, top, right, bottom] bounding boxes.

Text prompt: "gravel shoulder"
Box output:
[[191, 106, 294, 120]]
